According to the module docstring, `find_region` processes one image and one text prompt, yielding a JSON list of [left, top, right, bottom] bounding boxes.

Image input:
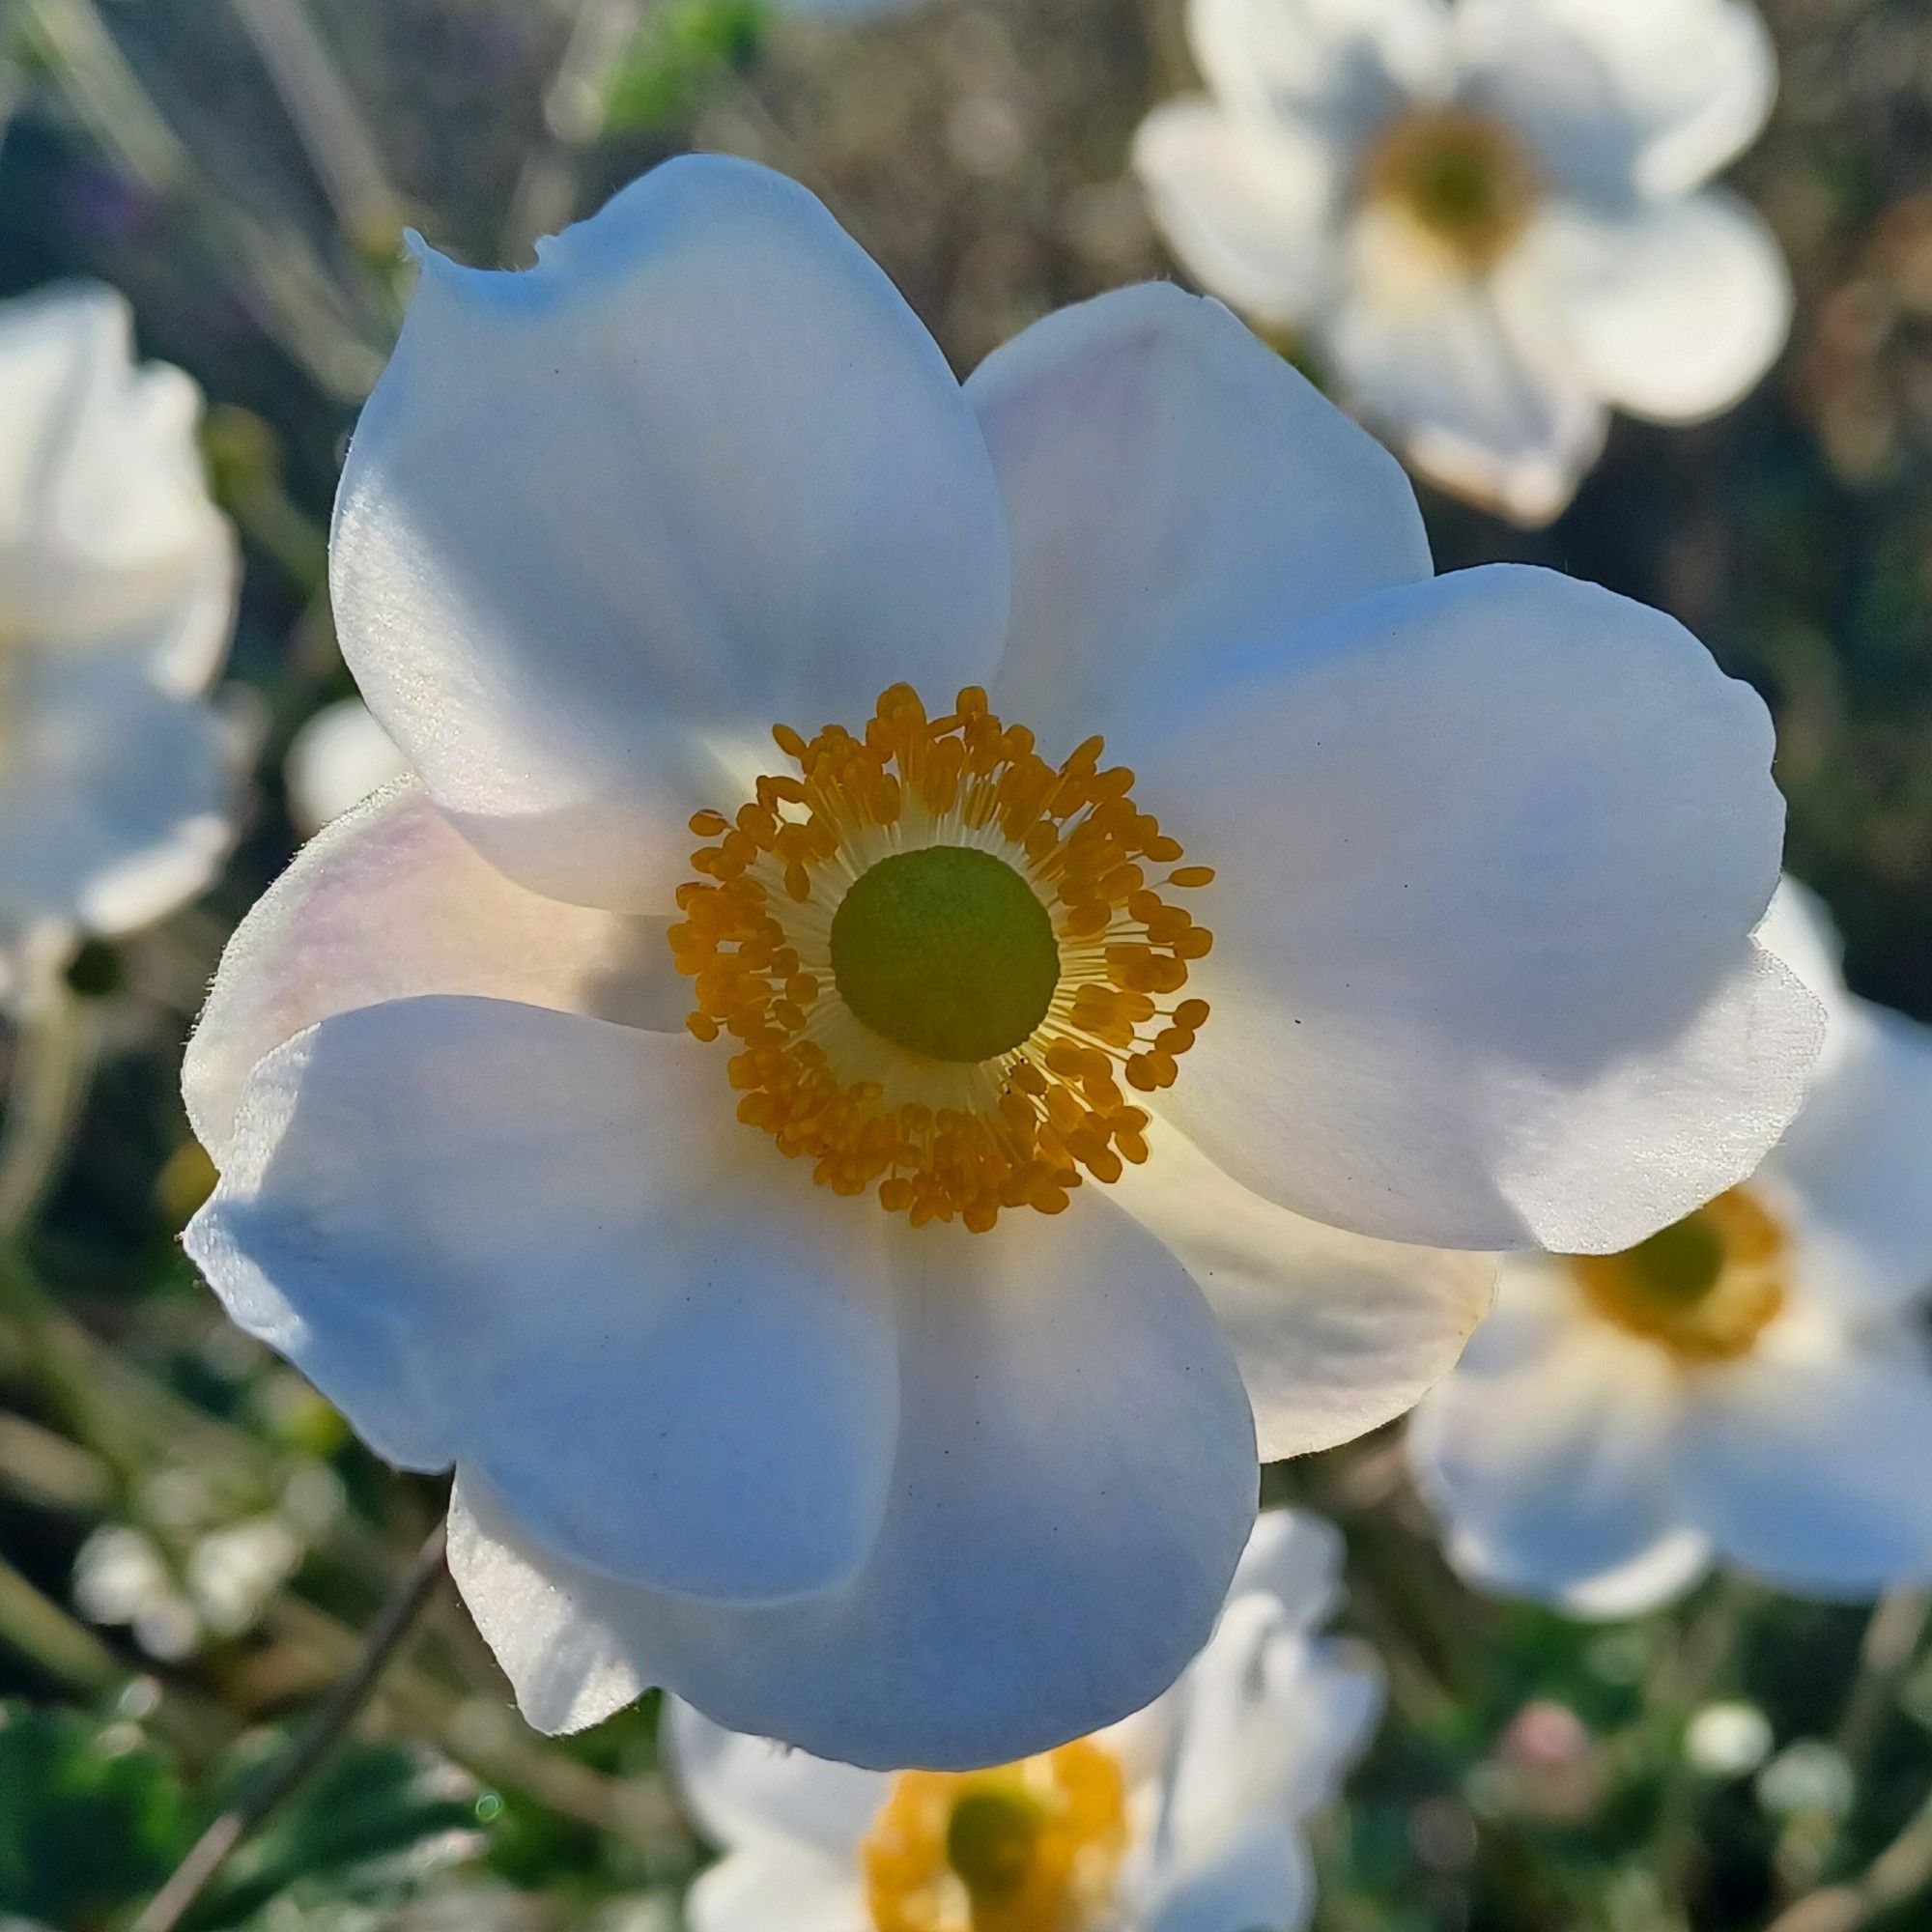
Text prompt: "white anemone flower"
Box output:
[[0, 284, 238, 970], [667, 1509, 1379, 1932], [1409, 878, 1932, 1616], [183, 156, 1818, 1769], [284, 696, 407, 835], [1134, 0, 1793, 523]]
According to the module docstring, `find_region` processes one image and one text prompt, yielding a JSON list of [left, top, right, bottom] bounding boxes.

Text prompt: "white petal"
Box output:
[[1676, 1329, 1932, 1595], [1329, 221, 1605, 524], [664, 1701, 887, 1858], [1133, 563, 1818, 1252], [1767, 1005, 1932, 1318], [0, 650, 233, 934], [1407, 1264, 1707, 1610], [1111, 1118, 1494, 1459], [447, 1191, 1258, 1770], [1132, 103, 1346, 328], [1188, 0, 1451, 130], [686, 1847, 867, 1932], [185, 997, 900, 1603], [1158, 1600, 1380, 1857], [1458, 0, 1778, 197], [1558, 1529, 1716, 1621], [969, 281, 1429, 753], [0, 283, 236, 694], [1537, 193, 1790, 422], [333, 156, 1010, 912], [1229, 1508, 1347, 1631], [1755, 876, 1848, 1028], [283, 697, 409, 835], [184, 782, 683, 1168], [1142, 1827, 1315, 1932]]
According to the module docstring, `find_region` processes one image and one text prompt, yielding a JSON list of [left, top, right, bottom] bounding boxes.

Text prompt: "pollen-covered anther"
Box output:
[[668, 683, 1215, 1229], [1569, 1185, 1789, 1364], [861, 1739, 1128, 1932]]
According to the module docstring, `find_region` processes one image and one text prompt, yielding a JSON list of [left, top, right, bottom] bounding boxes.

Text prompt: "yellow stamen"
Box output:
[[1362, 107, 1540, 268], [862, 1739, 1127, 1932], [1569, 1185, 1789, 1363], [670, 685, 1214, 1230]]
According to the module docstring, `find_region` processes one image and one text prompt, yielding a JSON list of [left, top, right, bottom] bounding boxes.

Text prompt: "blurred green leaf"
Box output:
[[192, 1740, 485, 1928], [599, 0, 771, 135], [0, 1701, 187, 1923]]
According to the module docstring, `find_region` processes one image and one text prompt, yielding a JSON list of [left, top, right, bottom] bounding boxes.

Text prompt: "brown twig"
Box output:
[[129, 1520, 448, 1932]]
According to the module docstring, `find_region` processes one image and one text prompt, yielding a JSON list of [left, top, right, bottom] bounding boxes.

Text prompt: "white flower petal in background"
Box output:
[[0, 284, 239, 961], [187, 156, 1814, 1766], [1412, 876, 1932, 1612], [1536, 192, 1792, 424], [1135, 0, 1791, 522], [1673, 1336, 1932, 1598], [1132, 103, 1346, 327], [284, 696, 407, 834], [1189, 0, 1452, 133], [1406, 1283, 1710, 1606], [664, 1508, 1377, 1932], [1457, 0, 1778, 198]]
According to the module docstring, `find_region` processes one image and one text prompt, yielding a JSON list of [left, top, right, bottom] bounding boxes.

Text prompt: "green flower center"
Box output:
[[830, 845, 1060, 1064], [1621, 1213, 1729, 1310], [1569, 1186, 1788, 1364], [1364, 109, 1540, 266], [945, 1786, 1045, 1902]]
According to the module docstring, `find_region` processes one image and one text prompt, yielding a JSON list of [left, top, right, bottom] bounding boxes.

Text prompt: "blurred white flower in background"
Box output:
[[1135, 0, 1791, 523], [1409, 878, 1932, 1615], [183, 156, 1815, 1770], [74, 1516, 302, 1662], [285, 696, 407, 835], [71, 1455, 339, 1661], [666, 1510, 1380, 1932], [1685, 1702, 1774, 1777], [0, 285, 238, 981]]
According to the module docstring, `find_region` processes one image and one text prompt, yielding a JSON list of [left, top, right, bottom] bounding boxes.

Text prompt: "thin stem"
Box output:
[[223, 0, 403, 250], [0, 1541, 127, 1696], [21, 0, 386, 396], [130, 1520, 448, 1932], [1763, 1775, 1932, 1932], [0, 965, 93, 1237], [1774, 1587, 1932, 1905], [1834, 1588, 1930, 1773], [501, 0, 643, 260]]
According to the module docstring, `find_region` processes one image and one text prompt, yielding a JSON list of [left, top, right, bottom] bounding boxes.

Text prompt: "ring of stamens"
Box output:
[[861, 1740, 1128, 1932], [669, 684, 1215, 1230], [1569, 1186, 1789, 1364], [1362, 106, 1541, 269]]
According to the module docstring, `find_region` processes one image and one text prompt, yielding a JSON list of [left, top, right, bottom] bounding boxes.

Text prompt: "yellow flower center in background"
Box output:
[[1569, 1186, 1789, 1363], [1363, 107, 1540, 268], [862, 1739, 1128, 1932], [671, 684, 1214, 1230]]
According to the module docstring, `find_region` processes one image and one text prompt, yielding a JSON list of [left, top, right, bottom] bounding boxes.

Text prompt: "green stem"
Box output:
[[130, 1521, 449, 1932], [0, 968, 93, 1238], [0, 1542, 125, 1695]]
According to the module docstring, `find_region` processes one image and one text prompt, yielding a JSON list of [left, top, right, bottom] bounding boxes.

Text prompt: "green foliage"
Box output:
[[0, 1702, 187, 1925], [600, 0, 773, 133], [192, 1741, 488, 1929]]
